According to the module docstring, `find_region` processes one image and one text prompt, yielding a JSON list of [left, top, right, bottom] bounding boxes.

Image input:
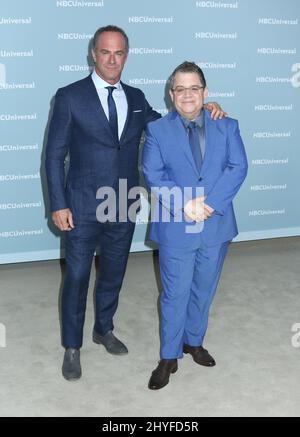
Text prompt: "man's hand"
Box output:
[[184, 196, 205, 222], [184, 197, 215, 222], [52, 208, 75, 231], [203, 203, 214, 219], [204, 102, 227, 120]]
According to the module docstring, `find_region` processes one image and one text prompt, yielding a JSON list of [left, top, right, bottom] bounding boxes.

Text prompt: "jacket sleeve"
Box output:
[[45, 88, 72, 212], [205, 119, 248, 215], [142, 123, 188, 218], [144, 97, 161, 125]]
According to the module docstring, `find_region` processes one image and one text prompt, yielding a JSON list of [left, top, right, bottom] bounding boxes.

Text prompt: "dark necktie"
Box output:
[[188, 121, 203, 172], [105, 86, 118, 142]]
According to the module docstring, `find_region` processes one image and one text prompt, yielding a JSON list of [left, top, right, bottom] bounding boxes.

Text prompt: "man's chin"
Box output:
[[106, 74, 120, 83], [179, 111, 198, 119]]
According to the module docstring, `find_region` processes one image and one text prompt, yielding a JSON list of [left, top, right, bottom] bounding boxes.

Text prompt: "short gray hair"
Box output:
[[93, 25, 129, 53]]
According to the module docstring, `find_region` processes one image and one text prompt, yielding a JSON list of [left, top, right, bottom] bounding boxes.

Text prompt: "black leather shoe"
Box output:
[[93, 330, 128, 355], [183, 344, 216, 367], [148, 359, 178, 390], [62, 348, 82, 381]]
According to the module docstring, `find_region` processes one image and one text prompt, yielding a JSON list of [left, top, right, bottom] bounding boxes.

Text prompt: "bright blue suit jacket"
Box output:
[[142, 109, 248, 248], [46, 74, 160, 221]]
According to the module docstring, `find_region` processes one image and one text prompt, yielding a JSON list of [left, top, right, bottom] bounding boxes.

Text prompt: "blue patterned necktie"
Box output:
[[105, 86, 118, 142], [188, 121, 203, 172]]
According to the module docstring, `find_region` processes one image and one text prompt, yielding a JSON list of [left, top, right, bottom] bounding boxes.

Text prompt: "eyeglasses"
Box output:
[[171, 86, 204, 96]]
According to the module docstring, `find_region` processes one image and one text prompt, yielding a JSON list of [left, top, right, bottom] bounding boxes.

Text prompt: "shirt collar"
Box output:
[[91, 69, 122, 90], [179, 109, 205, 129]]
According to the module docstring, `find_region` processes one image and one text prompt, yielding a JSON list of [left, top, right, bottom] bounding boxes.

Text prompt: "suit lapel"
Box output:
[[85, 75, 117, 144], [200, 109, 222, 176], [119, 82, 132, 144]]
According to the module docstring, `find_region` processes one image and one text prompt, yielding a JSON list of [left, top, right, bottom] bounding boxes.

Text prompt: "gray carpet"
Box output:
[[0, 237, 299, 417]]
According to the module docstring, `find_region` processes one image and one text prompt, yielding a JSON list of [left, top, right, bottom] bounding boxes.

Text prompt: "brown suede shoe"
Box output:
[[148, 359, 178, 390], [183, 344, 216, 367]]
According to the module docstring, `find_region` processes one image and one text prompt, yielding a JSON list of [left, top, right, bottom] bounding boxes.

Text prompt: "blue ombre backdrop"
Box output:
[[0, 0, 299, 263]]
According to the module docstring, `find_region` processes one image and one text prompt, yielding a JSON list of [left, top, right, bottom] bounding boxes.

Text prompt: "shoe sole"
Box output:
[[62, 373, 82, 381], [92, 336, 128, 355]]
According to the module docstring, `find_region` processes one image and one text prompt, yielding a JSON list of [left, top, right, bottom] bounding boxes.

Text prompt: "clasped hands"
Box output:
[[184, 196, 214, 222]]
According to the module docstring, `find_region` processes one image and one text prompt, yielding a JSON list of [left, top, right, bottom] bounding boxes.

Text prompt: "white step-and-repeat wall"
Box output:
[[0, 0, 299, 263]]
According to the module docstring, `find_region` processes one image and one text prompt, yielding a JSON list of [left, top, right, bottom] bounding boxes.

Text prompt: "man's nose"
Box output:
[[109, 54, 116, 64], [183, 88, 193, 96]]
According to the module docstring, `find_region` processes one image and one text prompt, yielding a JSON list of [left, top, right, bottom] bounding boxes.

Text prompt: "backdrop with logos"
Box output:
[[0, 0, 299, 264]]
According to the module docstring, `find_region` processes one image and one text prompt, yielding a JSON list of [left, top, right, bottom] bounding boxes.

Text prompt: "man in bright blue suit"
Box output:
[[143, 61, 248, 390]]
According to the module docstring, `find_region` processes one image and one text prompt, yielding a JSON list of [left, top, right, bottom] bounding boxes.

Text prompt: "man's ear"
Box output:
[[91, 49, 96, 63], [204, 86, 209, 99], [169, 89, 174, 103]]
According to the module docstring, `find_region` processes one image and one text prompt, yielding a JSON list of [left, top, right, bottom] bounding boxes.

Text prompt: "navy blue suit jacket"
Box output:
[[142, 110, 248, 248], [46, 74, 160, 221]]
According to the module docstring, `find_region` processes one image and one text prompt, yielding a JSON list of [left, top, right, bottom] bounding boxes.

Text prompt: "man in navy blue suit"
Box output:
[[46, 26, 226, 381], [143, 62, 248, 390]]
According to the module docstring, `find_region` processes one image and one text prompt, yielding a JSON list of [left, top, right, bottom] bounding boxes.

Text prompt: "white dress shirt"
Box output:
[[91, 70, 128, 140]]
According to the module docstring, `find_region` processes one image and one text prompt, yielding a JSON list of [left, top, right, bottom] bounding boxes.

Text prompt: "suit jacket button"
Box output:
[[199, 177, 203, 181]]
